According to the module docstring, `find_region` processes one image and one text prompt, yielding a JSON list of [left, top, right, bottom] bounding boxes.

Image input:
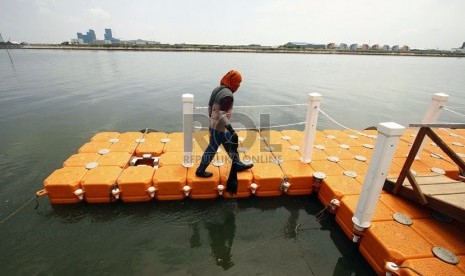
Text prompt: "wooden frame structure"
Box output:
[[387, 123, 465, 222]]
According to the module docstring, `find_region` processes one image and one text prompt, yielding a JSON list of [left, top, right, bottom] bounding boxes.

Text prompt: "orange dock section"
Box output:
[[40, 128, 465, 275]]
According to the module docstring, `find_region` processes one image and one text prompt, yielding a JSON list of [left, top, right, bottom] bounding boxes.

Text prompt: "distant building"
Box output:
[[350, 44, 358, 50], [284, 42, 325, 49], [338, 43, 348, 50], [401, 45, 410, 51], [326, 43, 335, 49], [77, 29, 96, 44], [70, 38, 84, 45], [382, 45, 390, 51], [361, 44, 369, 50], [371, 44, 380, 50], [461, 42, 465, 49], [104, 29, 120, 44], [392, 45, 400, 51], [121, 39, 160, 45]]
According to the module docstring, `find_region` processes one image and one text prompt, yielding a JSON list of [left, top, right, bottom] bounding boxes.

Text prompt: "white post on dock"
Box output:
[[182, 94, 194, 167], [414, 93, 449, 159], [301, 93, 322, 163], [352, 122, 405, 242]]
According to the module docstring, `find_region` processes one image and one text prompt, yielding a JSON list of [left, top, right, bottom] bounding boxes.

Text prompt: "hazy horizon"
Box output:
[[1, 0, 464, 50]]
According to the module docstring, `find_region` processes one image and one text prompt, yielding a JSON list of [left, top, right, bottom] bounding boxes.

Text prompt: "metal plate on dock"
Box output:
[[160, 138, 170, 143], [313, 172, 326, 181], [348, 135, 358, 139], [339, 144, 350, 149], [431, 167, 446, 175], [237, 147, 248, 153], [242, 158, 253, 165], [354, 155, 367, 162], [212, 160, 224, 167], [238, 137, 245, 142], [315, 144, 326, 150], [328, 156, 340, 163], [272, 157, 283, 165], [109, 138, 119, 143], [457, 152, 465, 158], [98, 148, 110, 155], [432, 247, 459, 264], [362, 143, 374, 149], [290, 145, 300, 151], [326, 135, 336, 140], [452, 142, 464, 147], [393, 213, 413, 226], [281, 135, 291, 140], [135, 138, 145, 143], [343, 170, 357, 178], [85, 162, 99, 170]]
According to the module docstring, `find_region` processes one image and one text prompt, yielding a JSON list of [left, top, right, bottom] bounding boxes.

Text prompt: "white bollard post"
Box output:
[[182, 94, 194, 167], [301, 93, 322, 163], [414, 93, 449, 159], [352, 122, 405, 242]]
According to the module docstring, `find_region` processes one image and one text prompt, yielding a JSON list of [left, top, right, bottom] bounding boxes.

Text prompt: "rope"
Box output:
[[195, 121, 306, 131], [317, 107, 374, 139], [295, 205, 331, 234], [0, 195, 38, 224], [194, 103, 306, 110], [441, 106, 465, 117]]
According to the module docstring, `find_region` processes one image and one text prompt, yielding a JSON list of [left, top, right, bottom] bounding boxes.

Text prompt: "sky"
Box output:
[[1, 0, 464, 50]]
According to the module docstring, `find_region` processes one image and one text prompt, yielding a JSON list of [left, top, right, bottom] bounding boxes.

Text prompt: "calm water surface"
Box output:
[[0, 50, 464, 275]]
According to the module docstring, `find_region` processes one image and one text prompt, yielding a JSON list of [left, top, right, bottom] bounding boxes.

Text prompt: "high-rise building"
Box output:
[[103, 28, 120, 43], [76, 29, 96, 44], [104, 29, 113, 41]]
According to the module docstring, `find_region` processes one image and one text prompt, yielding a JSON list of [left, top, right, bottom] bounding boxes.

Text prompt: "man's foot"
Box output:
[[196, 170, 213, 178], [236, 162, 253, 172]]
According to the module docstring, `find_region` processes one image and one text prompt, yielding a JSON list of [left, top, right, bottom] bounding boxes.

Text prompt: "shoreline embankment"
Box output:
[[10, 44, 465, 58]]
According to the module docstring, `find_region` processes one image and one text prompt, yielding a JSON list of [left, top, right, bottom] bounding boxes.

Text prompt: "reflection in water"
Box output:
[[205, 208, 236, 270], [188, 202, 237, 270]]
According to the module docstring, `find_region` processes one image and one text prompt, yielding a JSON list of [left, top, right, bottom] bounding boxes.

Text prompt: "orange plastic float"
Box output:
[[251, 162, 284, 197], [399, 257, 465, 276], [117, 166, 155, 202], [318, 175, 363, 208], [135, 132, 166, 157], [219, 164, 253, 198], [280, 160, 314, 195], [96, 152, 131, 168], [78, 141, 111, 153], [42, 167, 88, 204], [152, 164, 187, 200], [90, 131, 120, 142], [359, 220, 434, 275], [411, 219, 465, 255], [187, 165, 220, 199], [80, 166, 123, 203], [63, 153, 99, 167], [334, 194, 393, 240]]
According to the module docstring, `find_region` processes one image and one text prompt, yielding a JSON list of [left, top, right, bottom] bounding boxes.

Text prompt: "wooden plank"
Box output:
[[434, 194, 465, 210], [418, 183, 465, 195], [385, 183, 465, 224], [388, 175, 458, 186]]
